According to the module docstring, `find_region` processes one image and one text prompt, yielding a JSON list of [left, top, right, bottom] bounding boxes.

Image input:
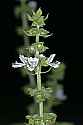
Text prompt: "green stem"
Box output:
[[36, 34, 39, 43], [37, 65, 41, 90], [36, 34, 44, 120], [36, 65, 43, 117]]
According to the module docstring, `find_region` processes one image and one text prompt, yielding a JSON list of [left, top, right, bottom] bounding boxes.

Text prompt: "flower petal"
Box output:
[[49, 61, 60, 68], [19, 55, 27, 64], [47, 54, 56, 63], [28, 57, 39, 67], [12, 61, 26, 68], [27, 64, 35, 71]]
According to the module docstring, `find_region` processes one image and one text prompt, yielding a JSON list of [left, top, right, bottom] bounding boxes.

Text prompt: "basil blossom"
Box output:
[[12, 55, 39, 71], [47, 54, 60, 68]]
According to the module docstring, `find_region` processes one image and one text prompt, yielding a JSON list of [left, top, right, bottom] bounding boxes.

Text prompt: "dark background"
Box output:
[[0, 0, 83, 125]]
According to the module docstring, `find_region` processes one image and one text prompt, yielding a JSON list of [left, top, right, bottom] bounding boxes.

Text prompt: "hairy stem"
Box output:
[[37, 65, 43, 117], [36, 34, 44, 121]]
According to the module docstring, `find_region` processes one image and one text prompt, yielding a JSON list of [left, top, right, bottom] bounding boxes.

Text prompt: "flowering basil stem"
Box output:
[[12, 8, 61, 125]]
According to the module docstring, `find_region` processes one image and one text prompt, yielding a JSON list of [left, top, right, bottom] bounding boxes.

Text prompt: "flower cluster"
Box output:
[[12, 54, 60, 72], [27, 8, 48, 27], [12, 55, 39, 71]]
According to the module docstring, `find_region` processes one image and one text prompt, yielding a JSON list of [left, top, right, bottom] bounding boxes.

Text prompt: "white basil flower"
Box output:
[[12, 55, 27, 68], [27, 57, 39, 71], [12, 61, 26, 68], [19, 55, 28, 64], [12, 55, 39, 71], [47, 54, 60, 68]]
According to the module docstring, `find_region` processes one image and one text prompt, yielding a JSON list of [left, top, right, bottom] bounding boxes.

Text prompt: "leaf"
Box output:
[[31, 42, 48, 53], [32, 10, 36, 16], [40, 28, 49, 35], [27, 14, 33, 21], [24, 28, 50, 37], [40, 59, 48, 67], [24, 28, 38, 36], [36, 8, 42, 17], [27, 8, 49, 27], [32, 16, 45, 27], [44, 14, 49, 21], [24, 87, 35, 96]]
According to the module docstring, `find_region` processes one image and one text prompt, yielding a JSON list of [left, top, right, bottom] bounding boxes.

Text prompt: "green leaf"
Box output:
[[40, 28, 49, 36], [27, 14, 33, 21], [31, 9, 43, 21], [40, 59, 48, 67], [26, 8, 48, 27], [30, 42, 49, 53], [24, 28, 50, 37], [44, 14, 49, 21], [32, 10, 36, 16], [24, 87, 35, 96], [32, 16, 45, 27], [24, 28, 38, 36], [36, 8, 42, 17]]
